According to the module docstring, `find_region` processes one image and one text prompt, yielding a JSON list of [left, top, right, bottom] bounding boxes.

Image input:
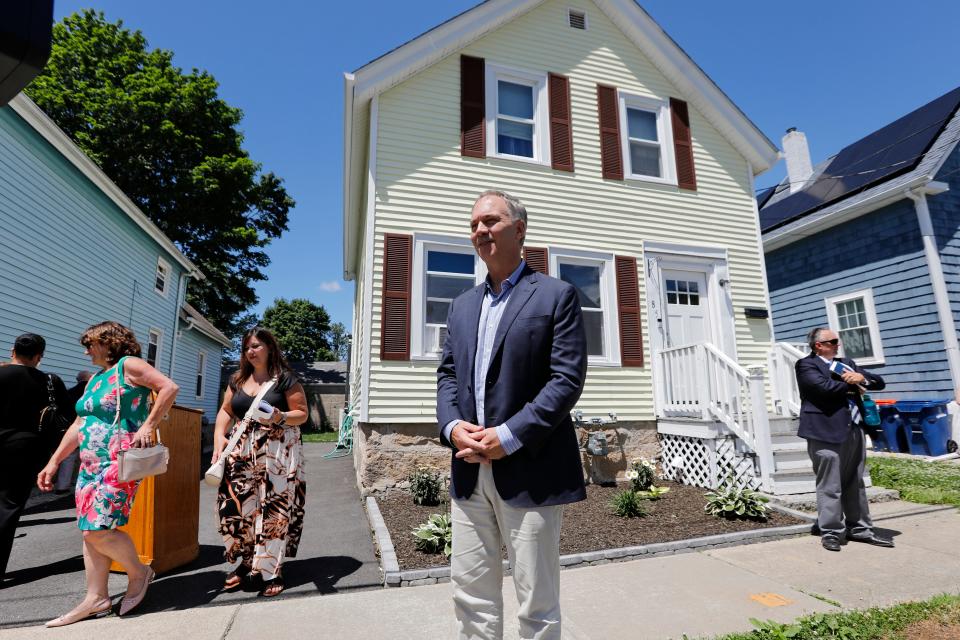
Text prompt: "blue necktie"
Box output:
[[849, 399, 861, 425]]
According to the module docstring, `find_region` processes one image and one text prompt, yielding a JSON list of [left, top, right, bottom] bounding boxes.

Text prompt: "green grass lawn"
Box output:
[[301, 431, 340, 443], [867, 455, 960, 507], [712, 593, 960, 639]]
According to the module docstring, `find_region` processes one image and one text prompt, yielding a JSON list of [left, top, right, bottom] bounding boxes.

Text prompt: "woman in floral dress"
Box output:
[[37, 322, 179, 627], [212, 327, 307, 597]]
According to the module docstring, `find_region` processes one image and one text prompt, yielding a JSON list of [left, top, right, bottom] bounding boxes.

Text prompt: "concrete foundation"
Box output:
[[352, 420, 662, 494]]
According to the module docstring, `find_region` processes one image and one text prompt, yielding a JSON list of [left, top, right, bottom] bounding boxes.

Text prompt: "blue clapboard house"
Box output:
[[0, 93, 232, 420], [759, 86, 960, 404]]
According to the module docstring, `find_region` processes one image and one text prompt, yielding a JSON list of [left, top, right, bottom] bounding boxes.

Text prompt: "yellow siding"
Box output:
[[364, 0, 771, 423]]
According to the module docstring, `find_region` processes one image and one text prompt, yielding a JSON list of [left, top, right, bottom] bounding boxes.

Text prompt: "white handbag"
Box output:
[[204, 377, 277, 487]]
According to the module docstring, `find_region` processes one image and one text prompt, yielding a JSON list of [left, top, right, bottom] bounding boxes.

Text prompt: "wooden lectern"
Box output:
[[111, 405, 201, 574]]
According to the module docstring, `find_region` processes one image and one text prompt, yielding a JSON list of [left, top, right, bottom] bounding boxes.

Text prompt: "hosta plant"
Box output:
[[610, 490, 647, 518], [412, 513, 452, 557], [704, 483, 769, 520], [625, 458, 656, 492], [409, 466, 443, 506]]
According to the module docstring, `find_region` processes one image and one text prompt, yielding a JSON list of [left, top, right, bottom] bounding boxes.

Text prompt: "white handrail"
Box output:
[[768, 342, 805, 416]]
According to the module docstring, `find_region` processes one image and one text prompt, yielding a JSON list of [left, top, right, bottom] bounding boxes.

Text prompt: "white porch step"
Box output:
[[769, 416, 800, 436], [770, 469, 817, 495]]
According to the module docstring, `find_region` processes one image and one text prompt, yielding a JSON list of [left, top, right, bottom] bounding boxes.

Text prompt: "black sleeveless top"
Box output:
[[228, 371, 299, 418]]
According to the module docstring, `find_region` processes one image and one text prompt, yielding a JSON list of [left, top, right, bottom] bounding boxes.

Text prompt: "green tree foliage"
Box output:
[[329, 322, 351, 361], [260, 298, 333, 362], [25, 10, 293, 335]]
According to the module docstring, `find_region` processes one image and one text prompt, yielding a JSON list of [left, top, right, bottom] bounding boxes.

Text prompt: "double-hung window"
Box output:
[[825, 289, 884, 365], [196, 351, 206, 399], [618, 92, 676, 184], [485, 64, 549, 163], [155, 257, 171, 296], [412, 237, 484, 358], [146, 329, 162, 368], [551, 249, 620, 365]]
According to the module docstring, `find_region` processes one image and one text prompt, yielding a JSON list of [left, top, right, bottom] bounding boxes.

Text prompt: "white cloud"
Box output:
[[318, 280, 342, 293]]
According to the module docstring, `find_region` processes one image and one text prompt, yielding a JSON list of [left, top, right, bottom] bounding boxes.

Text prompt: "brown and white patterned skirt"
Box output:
[[217, 421, 306, 580]]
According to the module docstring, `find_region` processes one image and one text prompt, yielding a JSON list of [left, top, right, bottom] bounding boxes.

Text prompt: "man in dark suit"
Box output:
[[796, 327, 893, 552], [437, 190, 587, 639]]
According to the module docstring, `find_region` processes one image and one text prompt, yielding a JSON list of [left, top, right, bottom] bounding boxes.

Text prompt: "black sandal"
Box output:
[[260, 576, 285, 598], [223, 563, 252, 591]]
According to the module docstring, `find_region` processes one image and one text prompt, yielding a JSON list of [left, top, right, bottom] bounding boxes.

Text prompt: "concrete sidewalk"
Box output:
[[4, 500, 958, 639]]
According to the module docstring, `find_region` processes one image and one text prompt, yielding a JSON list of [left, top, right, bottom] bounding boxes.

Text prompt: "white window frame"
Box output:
[[550, 247, 620, 366], [155, 257, 172, 297], [410, 234, 486, 360], [485, 62, 550, 165], [146, 328, 163, 368], [824, 288, 885, 365], [196, 350, 207, 399], [617, 91, 677, 186]]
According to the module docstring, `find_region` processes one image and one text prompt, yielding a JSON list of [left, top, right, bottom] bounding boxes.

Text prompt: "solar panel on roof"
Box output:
[[760, 86, 960, 232]]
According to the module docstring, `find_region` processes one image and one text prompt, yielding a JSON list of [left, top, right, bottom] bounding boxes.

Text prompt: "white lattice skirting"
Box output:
[[658, 433, 761, 490]]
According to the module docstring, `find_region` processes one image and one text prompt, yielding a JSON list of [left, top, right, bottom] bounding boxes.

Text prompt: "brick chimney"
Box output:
[[782, 128, 813, 193]]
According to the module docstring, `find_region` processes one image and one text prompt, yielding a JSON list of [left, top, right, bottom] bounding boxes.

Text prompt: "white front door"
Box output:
[[662, 269, 709, 348]]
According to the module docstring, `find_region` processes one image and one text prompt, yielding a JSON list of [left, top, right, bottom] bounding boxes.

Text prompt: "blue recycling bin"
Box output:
[[873, 404, 903, 453], [895, 400, 951, 456]]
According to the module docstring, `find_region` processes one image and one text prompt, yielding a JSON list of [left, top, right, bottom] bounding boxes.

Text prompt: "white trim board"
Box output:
[[8, 94, 203, 279]]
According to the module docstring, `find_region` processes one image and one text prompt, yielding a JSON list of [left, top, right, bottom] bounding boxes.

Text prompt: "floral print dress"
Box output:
[[74, 356, 150, 530]]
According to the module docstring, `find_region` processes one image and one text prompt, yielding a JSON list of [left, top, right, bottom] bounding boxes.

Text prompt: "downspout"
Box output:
[[905, 186, 960, 398], [168, 273, 191, 378]]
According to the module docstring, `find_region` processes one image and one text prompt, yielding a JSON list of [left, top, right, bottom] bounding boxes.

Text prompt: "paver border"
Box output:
[[364, 496, 815, 588]]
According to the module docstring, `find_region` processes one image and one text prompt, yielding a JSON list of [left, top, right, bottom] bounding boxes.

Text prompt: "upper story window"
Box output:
[[551, 249, 620, 366], [485, 63, 549, 164], [155, 257, 171, 296], [618, 92, 676, 185], [411, 236, 485, 358], [146, 329, 162, 368], [825, 288, 885, 365]]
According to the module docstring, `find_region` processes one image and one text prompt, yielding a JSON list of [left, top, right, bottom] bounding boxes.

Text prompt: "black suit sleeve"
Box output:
[[795, 357, 851, 403], [436, 296, 460, 449], [846, 358, 885, 392]]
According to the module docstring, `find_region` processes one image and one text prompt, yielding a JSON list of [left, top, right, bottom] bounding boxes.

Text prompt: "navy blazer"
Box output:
[[795, 354, 885, 444], [436, 265, 588, 508]]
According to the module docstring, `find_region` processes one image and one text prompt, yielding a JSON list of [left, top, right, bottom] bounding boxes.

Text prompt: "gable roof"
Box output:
[[760, 86, 960, 250], [180, 303, 232, 348], [7, 93, 203, 278], [342, 0, 779, 279]]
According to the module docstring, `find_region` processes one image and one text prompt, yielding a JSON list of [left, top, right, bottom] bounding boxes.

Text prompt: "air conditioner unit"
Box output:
[[425, 325, 448, 354]]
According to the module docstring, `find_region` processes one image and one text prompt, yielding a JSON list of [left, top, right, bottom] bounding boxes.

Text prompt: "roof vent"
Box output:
[[568, 9, 587, 30]]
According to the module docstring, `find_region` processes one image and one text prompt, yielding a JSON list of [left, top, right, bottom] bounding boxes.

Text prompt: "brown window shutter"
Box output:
[[380, 233, 412, 360], [523, 246, 549, 274], [461, 55, 486, 158], [596, 84, 623, 180], [548, 73, 574, 171], [615, 255, 644, 366], [669, 97, 697, 190]]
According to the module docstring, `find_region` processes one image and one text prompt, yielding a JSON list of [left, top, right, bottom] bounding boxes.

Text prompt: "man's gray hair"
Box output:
[[806, 327, 830, 353], [475, 189, 528, 225]]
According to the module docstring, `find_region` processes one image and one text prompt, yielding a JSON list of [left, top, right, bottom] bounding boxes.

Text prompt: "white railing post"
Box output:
[[695, 343, 709, 419], [747, 365, 774, 492]]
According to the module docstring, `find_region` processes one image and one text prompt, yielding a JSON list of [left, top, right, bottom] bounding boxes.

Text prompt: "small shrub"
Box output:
[[638, 485, 670, 501], [704, 483, 769, 520], [625, 458, 656, 491], [610, 490, 647, 518], [412, 513, 452, 557], [409, 467, 442, 506]]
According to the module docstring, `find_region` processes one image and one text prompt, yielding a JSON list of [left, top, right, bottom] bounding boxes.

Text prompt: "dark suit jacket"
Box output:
[[437, 265, 587, 508], [796, 354, 885, 444]]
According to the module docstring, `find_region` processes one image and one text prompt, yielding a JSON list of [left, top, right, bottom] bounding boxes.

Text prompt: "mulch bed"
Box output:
[[375, 481, 805, 571]]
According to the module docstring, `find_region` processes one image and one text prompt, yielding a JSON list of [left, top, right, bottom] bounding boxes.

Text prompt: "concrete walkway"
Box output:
[[0, 443, 381, 628], [2, 499, 958, 638]]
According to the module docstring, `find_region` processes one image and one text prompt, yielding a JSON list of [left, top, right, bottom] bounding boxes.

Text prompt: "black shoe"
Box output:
[[821, 536, 842, 551], [848, 533, 894, 548]]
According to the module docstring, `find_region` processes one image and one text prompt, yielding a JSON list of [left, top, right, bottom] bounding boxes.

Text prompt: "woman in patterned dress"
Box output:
[[37, 322, 179, 627], [212, 327, 307, 597]]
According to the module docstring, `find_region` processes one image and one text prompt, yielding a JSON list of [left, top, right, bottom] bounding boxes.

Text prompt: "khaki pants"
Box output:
[[451, 464, 563, 640]]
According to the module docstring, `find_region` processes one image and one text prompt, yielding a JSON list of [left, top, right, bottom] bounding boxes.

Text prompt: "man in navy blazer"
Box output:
[[437, 190, 587, 639], [796, 327, 893, 551]]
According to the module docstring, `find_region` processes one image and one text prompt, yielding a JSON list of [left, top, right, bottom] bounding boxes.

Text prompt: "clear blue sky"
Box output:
[[53, 1, 960, 329]]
